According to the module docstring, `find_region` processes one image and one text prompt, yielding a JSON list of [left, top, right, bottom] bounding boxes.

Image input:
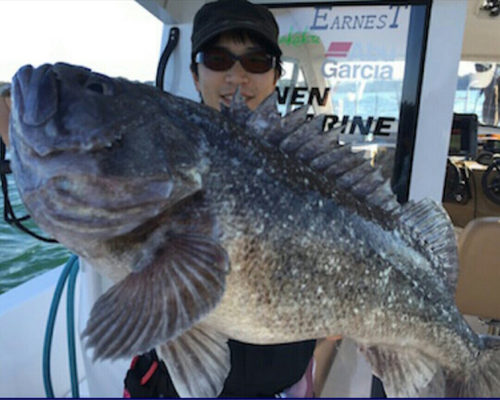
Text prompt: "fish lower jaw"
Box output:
[[20, 174, 173, 234], [43, 173, 173, 209], [23, 189, 168, 242]]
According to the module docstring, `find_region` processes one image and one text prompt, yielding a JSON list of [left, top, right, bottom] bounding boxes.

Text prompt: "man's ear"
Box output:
[[191, 70, 201, 93], [273, 69, 281, 85]]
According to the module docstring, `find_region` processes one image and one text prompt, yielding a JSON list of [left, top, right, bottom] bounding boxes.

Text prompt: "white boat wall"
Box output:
[[0, 260, 131, 398], [0, 265, 85, 397]]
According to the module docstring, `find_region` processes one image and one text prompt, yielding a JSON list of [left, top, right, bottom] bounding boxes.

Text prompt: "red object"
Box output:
[[140, 361, 159, 385], [326, 41, 353, 58]]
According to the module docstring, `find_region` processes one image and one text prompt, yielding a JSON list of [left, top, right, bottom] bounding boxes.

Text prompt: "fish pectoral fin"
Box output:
[[360, 344, 445, 397], [82, 233, 230, 361], [156, 324, 230, 398]]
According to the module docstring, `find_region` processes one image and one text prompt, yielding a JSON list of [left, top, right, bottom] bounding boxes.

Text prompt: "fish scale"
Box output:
[[202, 143, 473, 356]]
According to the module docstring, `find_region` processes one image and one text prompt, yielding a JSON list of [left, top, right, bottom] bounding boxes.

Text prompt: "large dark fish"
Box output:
[[8, 63, 500, 397]]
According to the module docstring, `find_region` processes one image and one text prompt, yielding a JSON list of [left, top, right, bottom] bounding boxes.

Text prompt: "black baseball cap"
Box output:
[[191, 0, 282, 57]]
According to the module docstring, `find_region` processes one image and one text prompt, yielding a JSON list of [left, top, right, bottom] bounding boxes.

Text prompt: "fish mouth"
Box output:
[[13, 64, 58, 127], [11, 63, 131, 157]]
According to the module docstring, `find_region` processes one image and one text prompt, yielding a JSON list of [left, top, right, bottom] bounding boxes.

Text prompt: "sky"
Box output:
[[0, 0, 164, 83]]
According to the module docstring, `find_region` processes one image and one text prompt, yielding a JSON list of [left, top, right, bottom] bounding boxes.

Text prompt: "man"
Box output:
[[189, 0, 282, 112]]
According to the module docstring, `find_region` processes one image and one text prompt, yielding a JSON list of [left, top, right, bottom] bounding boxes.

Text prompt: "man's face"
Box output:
[[192, 35, 278, 111]]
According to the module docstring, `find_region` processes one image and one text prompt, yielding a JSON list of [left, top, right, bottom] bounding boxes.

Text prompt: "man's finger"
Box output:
[[0, 84, 11, 147], [326, 335, 342, 342]]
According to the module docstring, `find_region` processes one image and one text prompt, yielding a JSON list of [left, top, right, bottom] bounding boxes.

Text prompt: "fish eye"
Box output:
[[86, 83, 105, 94], [84, 75, 115, 96]]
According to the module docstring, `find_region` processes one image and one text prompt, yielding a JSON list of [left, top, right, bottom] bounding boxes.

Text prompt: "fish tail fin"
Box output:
[[445, 335, 500, 397]]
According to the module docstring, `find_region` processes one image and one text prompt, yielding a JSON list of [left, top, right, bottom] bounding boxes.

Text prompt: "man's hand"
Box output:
[[0, 83, 11, 147]]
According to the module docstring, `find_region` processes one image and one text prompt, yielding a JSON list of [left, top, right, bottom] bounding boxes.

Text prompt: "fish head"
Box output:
[[9, 63, 206, 246]]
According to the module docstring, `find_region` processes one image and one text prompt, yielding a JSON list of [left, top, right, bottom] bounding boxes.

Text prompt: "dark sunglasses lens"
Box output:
[[240, 52, 274, 73], [202, 49, 235, 71], [200, 49, 274, 73]]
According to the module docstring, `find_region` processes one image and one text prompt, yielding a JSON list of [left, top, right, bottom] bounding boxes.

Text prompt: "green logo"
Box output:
[[279, 28, 321, 47]]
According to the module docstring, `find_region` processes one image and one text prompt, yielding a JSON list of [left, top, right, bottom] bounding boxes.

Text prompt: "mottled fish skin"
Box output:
[[170, 94, 479, 365], [9, 63, 500, 398]]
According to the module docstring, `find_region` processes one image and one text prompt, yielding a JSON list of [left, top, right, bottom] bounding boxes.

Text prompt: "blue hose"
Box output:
[[66, 257, 80, 397], [43, 255, 80, 398]]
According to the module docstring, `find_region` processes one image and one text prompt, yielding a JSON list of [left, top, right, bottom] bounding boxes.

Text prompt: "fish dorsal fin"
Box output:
[[279, 114, 325, 154], [273, 116, 400, 216], [157, 324, 230, 398], [396, 198, 459, 291], [280, 105, 310, 136], [238, 101, 459, 289], [227, 90, 311, 146], [82, 233, 229, 360], [221, 87, 252, 125], [245, 91, 284, 144]]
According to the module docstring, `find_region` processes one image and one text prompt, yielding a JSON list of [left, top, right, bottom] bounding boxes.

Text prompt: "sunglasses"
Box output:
[[195, 47, 276, 74]]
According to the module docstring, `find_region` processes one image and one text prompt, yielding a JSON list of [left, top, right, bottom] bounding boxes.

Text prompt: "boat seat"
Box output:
[[455, 217, 500, 321]]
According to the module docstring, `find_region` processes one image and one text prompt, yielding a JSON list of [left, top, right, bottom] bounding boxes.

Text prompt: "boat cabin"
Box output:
[[0, 0, 499, 397]]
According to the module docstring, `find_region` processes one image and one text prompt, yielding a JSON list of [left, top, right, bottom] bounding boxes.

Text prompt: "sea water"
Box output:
[[0, 173, 70, 294]]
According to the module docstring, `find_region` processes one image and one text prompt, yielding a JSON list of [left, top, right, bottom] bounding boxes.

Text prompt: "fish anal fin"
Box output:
[[157, 324, 230, 398], [82, 233, 229, 360], [360, 344, 444, 397]]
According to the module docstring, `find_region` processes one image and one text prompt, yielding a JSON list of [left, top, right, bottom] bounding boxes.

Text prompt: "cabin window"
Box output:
[[271, 2, 431, 202], [454, 61, 500, 127], [446, 62, 500, 159]]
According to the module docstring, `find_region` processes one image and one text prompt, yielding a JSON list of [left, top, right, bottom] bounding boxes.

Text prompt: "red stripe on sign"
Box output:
[[325, 41, 352, 57]]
